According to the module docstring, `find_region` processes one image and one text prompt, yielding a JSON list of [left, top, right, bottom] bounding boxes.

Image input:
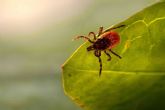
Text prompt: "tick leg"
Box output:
[[110, 24, 125, 30], [88, 32, 96, 40], [98, 26, 103, 36], [74, 36, 94, 43], [105, 25, 125, 32], [94, 50, 102, 77], [109, 49, 122, 59], [98, 56, 102, 77], [104, 50, 111, 61]]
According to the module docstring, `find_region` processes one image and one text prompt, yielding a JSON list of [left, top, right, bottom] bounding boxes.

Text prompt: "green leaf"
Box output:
[[62, 2, 165, 110]]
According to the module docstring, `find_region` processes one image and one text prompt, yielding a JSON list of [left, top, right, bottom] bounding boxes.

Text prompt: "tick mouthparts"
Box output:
[[87, 45, 94, 51], [72, 37, 77, 41]]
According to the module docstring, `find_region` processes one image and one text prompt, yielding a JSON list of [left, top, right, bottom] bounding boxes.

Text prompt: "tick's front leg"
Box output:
[[88, 32, 96, 40], [98, 26, 103, 36], [74, 36, 94, 43]]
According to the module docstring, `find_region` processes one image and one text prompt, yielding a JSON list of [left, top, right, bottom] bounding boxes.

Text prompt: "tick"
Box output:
[[74, 25, 125, 76]]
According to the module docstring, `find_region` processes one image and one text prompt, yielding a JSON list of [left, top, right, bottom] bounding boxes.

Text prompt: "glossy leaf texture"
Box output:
[[62, 2, 165, 110]]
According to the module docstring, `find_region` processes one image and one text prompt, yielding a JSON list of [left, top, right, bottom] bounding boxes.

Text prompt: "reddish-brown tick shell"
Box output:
[[100, 31, 120, 49]]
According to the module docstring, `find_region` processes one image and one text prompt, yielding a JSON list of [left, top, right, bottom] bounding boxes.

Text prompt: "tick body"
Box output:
[[74, 25, 125, 76], [87, 31, 120, 51]]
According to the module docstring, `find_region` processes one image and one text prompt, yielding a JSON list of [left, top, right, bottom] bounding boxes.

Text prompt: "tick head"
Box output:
[[87, 45, 94, 51]]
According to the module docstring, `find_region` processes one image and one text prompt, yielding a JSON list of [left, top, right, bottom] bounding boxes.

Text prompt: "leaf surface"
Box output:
[[62, 2, 165, 110]]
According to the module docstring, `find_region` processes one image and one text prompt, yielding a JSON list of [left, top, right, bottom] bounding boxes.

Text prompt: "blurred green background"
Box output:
[[0, 0, 157, 110]]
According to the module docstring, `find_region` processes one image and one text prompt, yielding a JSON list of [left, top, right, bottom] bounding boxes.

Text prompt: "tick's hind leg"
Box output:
[[98, 56, 102, 77], [94, 50, 102, 77], [109, 49, 122, 59], [74, 36, 94, 43], [110, 25, 125, 30], [104, 50, 111, 61], [105, 25, 125, 32]]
